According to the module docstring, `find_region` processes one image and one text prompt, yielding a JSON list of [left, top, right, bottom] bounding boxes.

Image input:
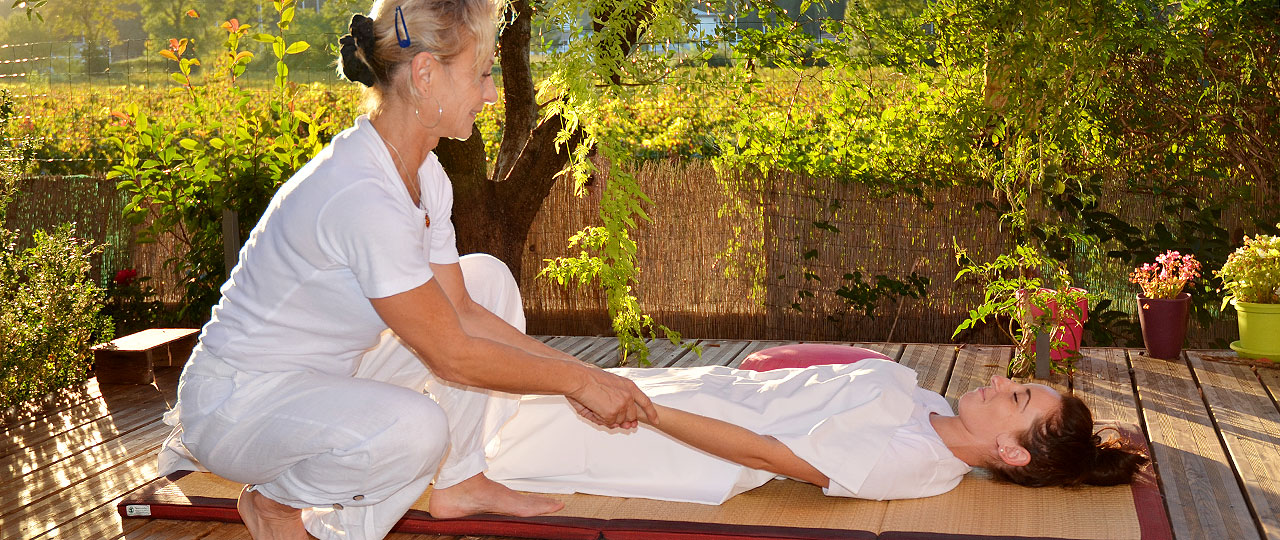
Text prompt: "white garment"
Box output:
[[484, 359, 971, 503], [156, 113, 524, 540], [158, 253, 523, 540], [199, 115, 459, 376]]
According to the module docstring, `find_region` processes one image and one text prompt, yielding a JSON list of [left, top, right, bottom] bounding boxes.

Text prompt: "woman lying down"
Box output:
[[478, 358, 1148, 504]]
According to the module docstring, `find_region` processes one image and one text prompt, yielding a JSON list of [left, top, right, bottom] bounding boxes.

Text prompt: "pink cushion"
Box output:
[[738, 344, 892, 372]]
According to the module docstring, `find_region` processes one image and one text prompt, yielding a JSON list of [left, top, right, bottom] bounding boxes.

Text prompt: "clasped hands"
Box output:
[[567, 365, 658, 430]]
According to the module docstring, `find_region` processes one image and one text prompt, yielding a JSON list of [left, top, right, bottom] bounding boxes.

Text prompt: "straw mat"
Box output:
[[121, 463, 1169, 540]]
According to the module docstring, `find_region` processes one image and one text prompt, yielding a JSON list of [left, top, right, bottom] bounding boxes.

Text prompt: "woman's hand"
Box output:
[[567, 367, 659, 430]]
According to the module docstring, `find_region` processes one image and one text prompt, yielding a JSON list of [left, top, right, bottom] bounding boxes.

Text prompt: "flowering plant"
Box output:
[[103, 268, 166, 335], [1217, 228, 1280, 306], [1129, 250, 1201, 299]]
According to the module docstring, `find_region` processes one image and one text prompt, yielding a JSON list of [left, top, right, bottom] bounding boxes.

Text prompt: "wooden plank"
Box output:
[[897, 344, 955, 394], [1, 409, 169, 516], [1, 378, 107, 430], [669, 340, 751, 368], [1189, 352, 1280, 539], [93, 329, 199, 353], [32, 494, 149, 539], [1072, 348, 1140, 426], [1257, 366, 1280, 410], [543, 335, 596, 356], [4, 448, 162, 539], [854, 342, 905, 361], [574, 336, 622, 368], [0, 382, 165, 463], [629, 338, 694, 368], [942, 345, 1011, 408], [1130, 352, 1260, 540], [101, 517, 224, 540]]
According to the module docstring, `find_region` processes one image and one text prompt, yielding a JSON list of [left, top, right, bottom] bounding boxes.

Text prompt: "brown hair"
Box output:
[[991, 395, 1149, 487], [338, 0, 499, 113]]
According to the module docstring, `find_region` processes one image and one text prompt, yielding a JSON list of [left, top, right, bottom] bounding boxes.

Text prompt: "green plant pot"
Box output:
[[1230, 300, 1280, 361]]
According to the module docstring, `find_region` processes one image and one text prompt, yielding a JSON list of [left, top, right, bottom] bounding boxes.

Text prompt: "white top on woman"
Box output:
[[197, 116, 457, 376], [482, 359, 972, 504]]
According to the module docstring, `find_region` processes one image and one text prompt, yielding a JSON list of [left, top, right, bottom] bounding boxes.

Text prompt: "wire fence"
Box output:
[[0, 37, 349, 87]]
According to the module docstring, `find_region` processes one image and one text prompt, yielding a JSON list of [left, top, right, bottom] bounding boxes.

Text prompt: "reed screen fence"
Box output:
[[12, 165, 1257, 348]]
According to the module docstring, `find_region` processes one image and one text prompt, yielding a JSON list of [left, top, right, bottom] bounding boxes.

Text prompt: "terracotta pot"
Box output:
[[1137, 293, 1190, 360]]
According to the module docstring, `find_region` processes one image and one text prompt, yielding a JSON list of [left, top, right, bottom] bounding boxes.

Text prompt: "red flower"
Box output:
[[114, 269, 138, 286]]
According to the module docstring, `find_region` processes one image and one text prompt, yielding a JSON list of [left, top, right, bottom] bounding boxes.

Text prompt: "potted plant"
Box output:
[[1129, 250, 1201, 359], [1217, 228, 1280, 361], [952, 244, 1091, 378]]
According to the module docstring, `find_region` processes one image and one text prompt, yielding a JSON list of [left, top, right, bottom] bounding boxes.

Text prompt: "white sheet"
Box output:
[[484, 359, 966, 504]]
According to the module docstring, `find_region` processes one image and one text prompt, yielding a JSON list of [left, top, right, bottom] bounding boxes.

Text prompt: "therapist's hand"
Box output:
[[567, 367, 658, 430]]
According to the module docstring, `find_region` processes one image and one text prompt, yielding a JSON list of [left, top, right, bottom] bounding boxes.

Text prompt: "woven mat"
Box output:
[[121, 462, 1169, 540]]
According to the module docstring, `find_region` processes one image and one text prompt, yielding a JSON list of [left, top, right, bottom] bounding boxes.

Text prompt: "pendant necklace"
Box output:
[[383, 137, 431, 228]]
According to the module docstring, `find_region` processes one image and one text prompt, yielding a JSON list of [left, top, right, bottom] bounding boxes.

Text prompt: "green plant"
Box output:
[[0, 84, 110, 408], [952, 243, 1089, 377], [1217, 227, 1280, 307], [107, 0, 331, 323], [0, 223, 113, 409], [1130, 250, 1201, 299], [102, 268, 168, 336]]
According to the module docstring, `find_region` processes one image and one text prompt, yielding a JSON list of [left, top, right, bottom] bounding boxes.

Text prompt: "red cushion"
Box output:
[[738, 344, 892, 372]]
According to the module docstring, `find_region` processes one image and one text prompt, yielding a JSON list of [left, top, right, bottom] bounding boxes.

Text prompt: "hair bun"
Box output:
[[338, 14, 378, 87]]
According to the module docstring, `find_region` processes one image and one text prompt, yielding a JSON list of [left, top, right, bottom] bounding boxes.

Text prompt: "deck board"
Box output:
[[2, 339, 1265, 540], [855, 342, 906, 361], [0, 382, 159, 459], [897, 344, 955, 394], [1256, 367, 1280, 411], [669, 339, 750, 368], [575, 336, 624, 367], [1130, 352, 1261, 540], [2, 378, 110, 430], [1187, 351, 1280, 539], [1072, 348, 1141, 426], [942, 345, 1011, 408]]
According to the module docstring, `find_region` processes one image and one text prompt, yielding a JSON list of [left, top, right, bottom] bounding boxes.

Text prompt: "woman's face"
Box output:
[[955, 375, 1062, 445], [430, 41, 498, 140]]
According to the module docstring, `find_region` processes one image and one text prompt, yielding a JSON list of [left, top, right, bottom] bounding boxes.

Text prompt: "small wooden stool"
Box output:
[[92, 328, 200, 384]]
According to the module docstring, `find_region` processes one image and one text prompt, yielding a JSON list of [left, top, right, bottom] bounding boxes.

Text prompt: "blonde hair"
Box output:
[[343, 0, 500, 114]]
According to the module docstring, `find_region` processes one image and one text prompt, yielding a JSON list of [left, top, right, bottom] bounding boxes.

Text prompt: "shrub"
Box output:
[[0, 88, 112, 410], [0, 224, 113, 408]]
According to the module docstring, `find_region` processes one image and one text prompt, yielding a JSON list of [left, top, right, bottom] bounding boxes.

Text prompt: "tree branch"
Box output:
[[494, 0, 536, 182]]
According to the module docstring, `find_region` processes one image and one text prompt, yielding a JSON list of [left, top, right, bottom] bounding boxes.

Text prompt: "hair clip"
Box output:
[[394, 6, 411, 48]]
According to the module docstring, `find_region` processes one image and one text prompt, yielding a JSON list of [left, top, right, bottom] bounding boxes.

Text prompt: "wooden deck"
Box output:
[[4, 338, 1279, 540]]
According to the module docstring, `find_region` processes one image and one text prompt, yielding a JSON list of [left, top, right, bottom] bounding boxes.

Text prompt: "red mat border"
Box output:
[[120, 467, 1170, 540]]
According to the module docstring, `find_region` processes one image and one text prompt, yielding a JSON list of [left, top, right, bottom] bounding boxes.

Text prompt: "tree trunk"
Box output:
[[436, 0, 648, 284]]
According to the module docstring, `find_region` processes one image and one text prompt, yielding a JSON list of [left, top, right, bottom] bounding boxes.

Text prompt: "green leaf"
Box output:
[[273, 40, 285, 58], [285, 41, 310, 55], [169, 73, 187, 86], [179, 138, 198, 151]]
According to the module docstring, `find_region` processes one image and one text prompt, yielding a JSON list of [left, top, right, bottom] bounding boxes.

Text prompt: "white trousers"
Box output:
[[158, 254, 523, 540]]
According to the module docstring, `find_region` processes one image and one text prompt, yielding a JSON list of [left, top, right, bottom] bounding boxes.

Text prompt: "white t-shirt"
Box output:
[[196, 116, 459, 375], [483, 359, 972, 504]]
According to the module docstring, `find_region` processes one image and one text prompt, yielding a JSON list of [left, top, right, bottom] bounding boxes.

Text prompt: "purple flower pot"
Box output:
[[1138, 293, 1190, 359]]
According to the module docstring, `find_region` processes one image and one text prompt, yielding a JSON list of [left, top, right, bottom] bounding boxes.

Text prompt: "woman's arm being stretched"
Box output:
[[645, 404, 830, 488]]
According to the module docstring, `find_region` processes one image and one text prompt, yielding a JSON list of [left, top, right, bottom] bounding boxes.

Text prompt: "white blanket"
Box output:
[[484, 359, 968, 504]]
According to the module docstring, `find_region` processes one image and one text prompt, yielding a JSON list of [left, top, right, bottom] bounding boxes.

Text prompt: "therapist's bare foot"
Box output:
[[238, 485, 310, 540], [428, 473, 564, 518]]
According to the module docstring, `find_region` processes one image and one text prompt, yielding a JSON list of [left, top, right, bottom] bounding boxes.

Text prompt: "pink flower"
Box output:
[[1130, 251, 1201, 299], [113, 268, 138, 286]]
